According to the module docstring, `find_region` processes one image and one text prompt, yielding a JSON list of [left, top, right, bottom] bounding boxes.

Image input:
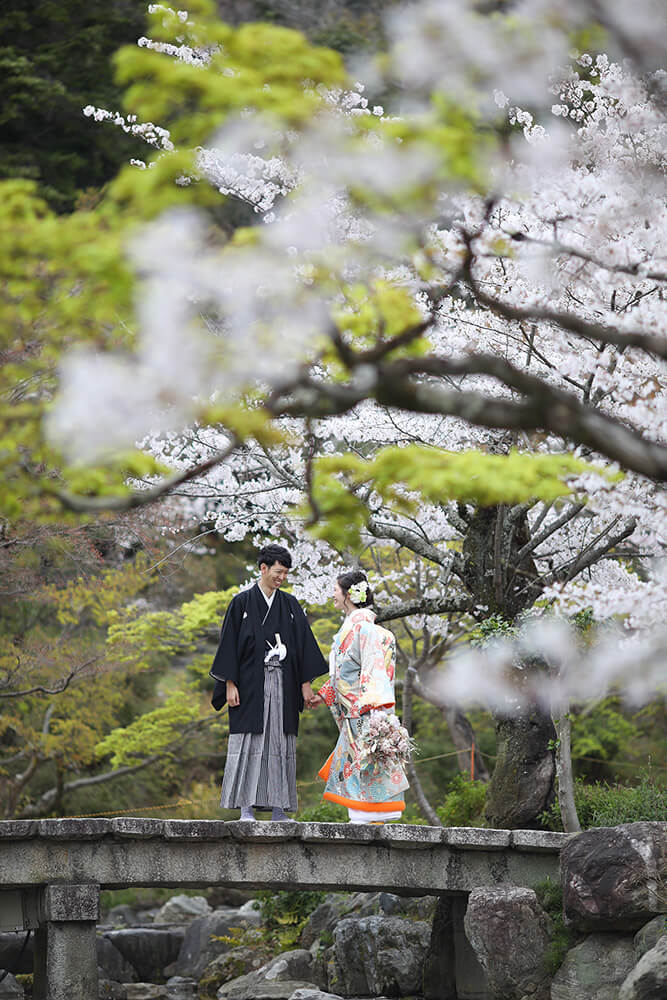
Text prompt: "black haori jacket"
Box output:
[[210, 584, 327, 735]]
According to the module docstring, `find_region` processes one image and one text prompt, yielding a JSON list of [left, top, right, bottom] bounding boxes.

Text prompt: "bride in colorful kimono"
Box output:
[[311, 570, 410, 823]]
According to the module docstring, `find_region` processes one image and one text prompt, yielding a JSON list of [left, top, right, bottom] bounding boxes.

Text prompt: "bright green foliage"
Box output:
[[106, 586, 237, 671], [95, 689, 204, 768], [436, 774, 487, 827], [570, 697, 639, 775], [308, 447, 594, 550], [255, 889, 327, 950], [115, 0, 347, 147]]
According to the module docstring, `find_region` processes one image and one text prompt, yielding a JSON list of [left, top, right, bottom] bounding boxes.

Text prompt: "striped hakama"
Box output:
[[220, 656, 297, 812]]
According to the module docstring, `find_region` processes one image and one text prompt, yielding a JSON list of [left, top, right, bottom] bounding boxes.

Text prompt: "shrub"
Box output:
[[541, 769, 667, 830], [436, 774, 487, 827], [255, 890, 327, 949], [297, 800, 347, 823]]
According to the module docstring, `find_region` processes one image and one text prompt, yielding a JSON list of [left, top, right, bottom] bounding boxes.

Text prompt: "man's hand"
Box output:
[[226, 680, 240, 707], [302, 681, 315, 707]]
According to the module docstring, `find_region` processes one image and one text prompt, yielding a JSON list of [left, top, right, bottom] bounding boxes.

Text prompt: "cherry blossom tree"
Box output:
[[6, 0, 666, 825]]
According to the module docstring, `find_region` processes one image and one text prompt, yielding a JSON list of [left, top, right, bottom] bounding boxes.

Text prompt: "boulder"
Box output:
[[634, 917, 666, 960], [103, 928, 185, 983], [154, 896, 211, 925], [288, 992, 343, 1000], [125, 987, 168, 1000], [98, 981, 127, 1000], [300, 897, 355, 949], [551, 932, 636, 1000], [561, 822, 667, 932], [198, 937, 275, 1000], [0, 972, 23, 998], [216, 949, 326, 1000], [219, 985, 316, 1000], [619, 934, 667, 1000], [329, 915, 431, 997], [165, 977, 198, 1000], [165, 907, 261, 980], [105, 904, 141, 928], [464, 885, 552, 999], [97, 935, 139, 982]]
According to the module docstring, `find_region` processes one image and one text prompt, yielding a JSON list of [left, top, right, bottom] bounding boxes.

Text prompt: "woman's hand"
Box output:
[[226, 680, 240, 707]]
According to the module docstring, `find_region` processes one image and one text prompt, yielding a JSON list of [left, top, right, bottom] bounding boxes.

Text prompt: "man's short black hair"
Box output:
[[257, 543, 292, 571]]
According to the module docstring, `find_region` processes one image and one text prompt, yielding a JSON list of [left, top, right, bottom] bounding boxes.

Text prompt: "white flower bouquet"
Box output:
[[358, 710, 417, 773]]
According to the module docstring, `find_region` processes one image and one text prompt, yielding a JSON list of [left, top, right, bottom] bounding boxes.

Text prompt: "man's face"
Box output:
[[260, 560, 289, 592]]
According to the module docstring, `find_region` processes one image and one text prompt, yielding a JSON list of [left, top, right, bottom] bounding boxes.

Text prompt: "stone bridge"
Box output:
[[0, 818, 568, 1000]]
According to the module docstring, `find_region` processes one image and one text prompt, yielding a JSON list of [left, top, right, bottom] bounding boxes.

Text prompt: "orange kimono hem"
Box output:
[[323, 791, 406, 813]]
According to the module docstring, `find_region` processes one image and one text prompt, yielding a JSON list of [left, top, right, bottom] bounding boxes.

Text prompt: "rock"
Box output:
[[218, 985, 317, 1000], [125, 987, 168, 1000], [300, 897, 354, 949], [0, 971, 23, 998], [464, 885, 552, 999], [216, 949, 326, 1000], [153, 895, 211, 925], [561, 822, 667, 932], [165, 977, 198, 1000], [105, 904, 141, 928], [165, 907, 261, 979], [619, 934, 667, 1000], [198, 937, 275, 999], [329, 915, 431, 997], [103, 928, 185, 983], [634, 916, 666, 960], [98, 935, 139, 982], [288, 991, 343, 1000], [551, 932, 636, 1000], [98, 982, 127, 1000], [207, 889, 254, 910]]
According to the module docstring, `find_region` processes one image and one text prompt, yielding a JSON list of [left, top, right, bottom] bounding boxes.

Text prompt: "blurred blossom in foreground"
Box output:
[[434, 618, 667, 714]]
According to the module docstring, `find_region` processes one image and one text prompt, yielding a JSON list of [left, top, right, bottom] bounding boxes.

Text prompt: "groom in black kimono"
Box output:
[[210, 543, 326, 820]]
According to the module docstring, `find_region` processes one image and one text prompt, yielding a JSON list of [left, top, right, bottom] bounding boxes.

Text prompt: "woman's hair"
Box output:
[[337, 569, 374, 608], [257, 543, 292, 570]]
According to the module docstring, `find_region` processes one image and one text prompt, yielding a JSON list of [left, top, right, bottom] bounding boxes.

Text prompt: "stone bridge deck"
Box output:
[[0, 819, 569, 999]]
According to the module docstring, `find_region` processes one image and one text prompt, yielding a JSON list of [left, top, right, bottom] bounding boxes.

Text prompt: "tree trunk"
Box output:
[[462, 504, 557, 828], [484, 708, 556, 829], [552, 703, 581, 833]]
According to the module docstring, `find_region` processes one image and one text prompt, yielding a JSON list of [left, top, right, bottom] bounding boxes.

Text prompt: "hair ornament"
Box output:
[[348, 580, 368, 605]]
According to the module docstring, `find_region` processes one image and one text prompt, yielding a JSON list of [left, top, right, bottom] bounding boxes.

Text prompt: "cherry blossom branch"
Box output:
[[376, 594, 473, 622]]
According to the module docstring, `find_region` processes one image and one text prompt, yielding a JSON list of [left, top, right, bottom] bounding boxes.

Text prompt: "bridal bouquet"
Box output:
[[358, 710, 417, 772]]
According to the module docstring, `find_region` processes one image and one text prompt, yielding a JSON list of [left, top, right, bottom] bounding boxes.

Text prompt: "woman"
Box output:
[[313, 570, 409, 823]]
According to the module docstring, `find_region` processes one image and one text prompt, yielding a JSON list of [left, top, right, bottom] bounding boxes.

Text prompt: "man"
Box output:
[[210, 543, 326, 821]]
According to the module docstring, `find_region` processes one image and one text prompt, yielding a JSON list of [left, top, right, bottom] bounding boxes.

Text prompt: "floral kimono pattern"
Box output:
[[317, 608, 409, 815]]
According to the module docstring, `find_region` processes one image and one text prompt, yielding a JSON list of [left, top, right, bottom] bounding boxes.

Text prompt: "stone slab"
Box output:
[[36, 819, 112, 840], [164, 821, 230, 841], [110, 819, 166, 839], [0, 822, 36, 840], [510, 829, 571, 851], [445, 828, 510, 850]]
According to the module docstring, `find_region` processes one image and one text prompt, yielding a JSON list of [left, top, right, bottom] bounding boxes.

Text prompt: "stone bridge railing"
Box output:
[[0, 818, 568, 1000]]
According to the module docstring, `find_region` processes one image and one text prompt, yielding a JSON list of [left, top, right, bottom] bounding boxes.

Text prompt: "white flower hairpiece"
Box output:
[[348, 580, 368, 605]]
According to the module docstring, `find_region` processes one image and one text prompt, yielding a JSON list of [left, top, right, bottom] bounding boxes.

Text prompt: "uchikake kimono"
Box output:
[[317, 607, 409, 818]]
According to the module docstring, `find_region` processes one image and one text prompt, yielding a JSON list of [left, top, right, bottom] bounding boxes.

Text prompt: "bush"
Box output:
[[436, 774, 487, 827], [255, 889, 327, 949], [297, 800, 347, 822], [541, 769, 667, 830]]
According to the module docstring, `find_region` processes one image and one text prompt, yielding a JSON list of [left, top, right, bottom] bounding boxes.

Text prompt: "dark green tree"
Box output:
[[0, 0, 146, 211]]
